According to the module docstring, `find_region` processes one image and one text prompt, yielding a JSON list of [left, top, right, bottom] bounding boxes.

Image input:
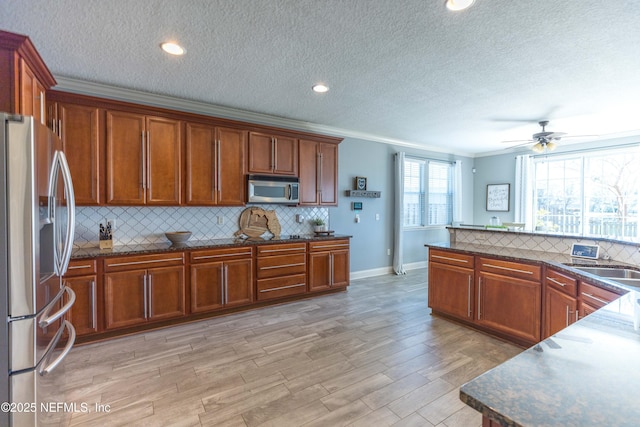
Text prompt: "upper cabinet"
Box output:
[[0, 30, 56, 124], [185, 122, 247, 206], [248, 132, 298, 175], [106, 111, 182, 205], [48, 96, 104, 205], [299, 139, 338, 206]]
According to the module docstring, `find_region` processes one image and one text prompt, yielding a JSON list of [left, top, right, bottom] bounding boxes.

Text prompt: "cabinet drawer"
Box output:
[[257, 243, 306, 256], [580, 281, 622, 309], [545, 269, 578, 297], [104, 252, 185, 272], [478, 257, 541, 281], [257, 254, 306, 279], [65, 259, 97, 277], [429, 249, 474, 268], [308, 239, 350, 252], [190, 246, 253, 263], [257, 274, 307, 301]]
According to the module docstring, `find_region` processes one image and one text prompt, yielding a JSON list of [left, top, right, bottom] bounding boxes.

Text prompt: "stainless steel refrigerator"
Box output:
[[1, 113, 76, 426]]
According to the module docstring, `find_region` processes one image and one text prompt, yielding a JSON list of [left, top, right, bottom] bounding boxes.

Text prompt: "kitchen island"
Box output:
[[426, 237, 640, 426]]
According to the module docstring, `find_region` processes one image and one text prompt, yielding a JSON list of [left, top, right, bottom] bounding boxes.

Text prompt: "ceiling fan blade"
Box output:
[[500, 139, 534, 144], [559, 134, 599, 140], [545, 132, 567, 139]]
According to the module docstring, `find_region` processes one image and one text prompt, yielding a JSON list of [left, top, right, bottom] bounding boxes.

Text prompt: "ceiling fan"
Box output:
[[501, 120, 597, 153]]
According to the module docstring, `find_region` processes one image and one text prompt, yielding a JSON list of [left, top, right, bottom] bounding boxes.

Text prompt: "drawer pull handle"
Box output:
[[482, 263, 534, 275], [432, 254, 469, 264], [193, 252, 252, 260], [547, 277, 567, 287], [260, 247, 305, 254], [260, 262, 306, 270], [312, 244, 349, 249], [260, 283, 306, 293], [108, 257, 183, 267], [68, 264, 93, 270], [581, 292, 609, 305]]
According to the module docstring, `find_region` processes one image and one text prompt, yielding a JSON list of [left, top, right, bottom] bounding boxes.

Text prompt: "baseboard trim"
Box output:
[[350, 261, 427, 280]]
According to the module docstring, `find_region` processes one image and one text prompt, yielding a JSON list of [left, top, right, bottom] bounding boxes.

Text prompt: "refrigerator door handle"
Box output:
[[51, 151, 76, 276], [38, 320, 76, 376], [38, 286, 76, 328]]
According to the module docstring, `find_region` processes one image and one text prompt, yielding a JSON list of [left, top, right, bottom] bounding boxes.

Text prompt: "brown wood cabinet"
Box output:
[[476, 258, 541, 345], [428, 252, 474, 321], [248, 132, 298, 175], [543, 268, 578, 339], [63, 259, 99, 336], [308, 240, 350, 292], [47, 99, 104, 205], [0, 30, 55, 123], [256, 243, 307, 300], [298, 139, 338, 206], [185, 122, 246, 206], [103, 253, 186, 330], [106, 111, 182, 205], [579, 281, 621, 318], [189, 247, 253, 313]]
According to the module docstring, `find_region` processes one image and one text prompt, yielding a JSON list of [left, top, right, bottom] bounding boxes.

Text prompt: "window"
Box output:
[[533, 146, 640, 239], [403, 158, 454, 227]]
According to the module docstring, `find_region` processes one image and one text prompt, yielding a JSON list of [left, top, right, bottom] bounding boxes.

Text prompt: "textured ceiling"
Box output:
[[2, 0, 640, 155]]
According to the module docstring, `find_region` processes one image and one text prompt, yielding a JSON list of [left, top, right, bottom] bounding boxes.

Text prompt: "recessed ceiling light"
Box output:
[[445, 0, 475, 11], [161, 42, 186, 56], [312, 84, 329, 93]]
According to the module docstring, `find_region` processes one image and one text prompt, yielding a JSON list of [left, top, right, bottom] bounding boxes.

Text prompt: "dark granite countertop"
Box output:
[[460, 291, 640, 426], [72, 234, 351, 259], [426, 242, 640, 426]]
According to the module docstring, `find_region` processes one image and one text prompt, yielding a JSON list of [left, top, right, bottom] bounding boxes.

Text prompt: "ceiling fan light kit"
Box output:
[[445, 0, 475, 11]]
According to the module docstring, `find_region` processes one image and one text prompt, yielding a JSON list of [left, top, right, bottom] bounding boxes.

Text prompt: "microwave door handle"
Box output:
[[55, 151, 76, 275], [286, 184, 291, 200]]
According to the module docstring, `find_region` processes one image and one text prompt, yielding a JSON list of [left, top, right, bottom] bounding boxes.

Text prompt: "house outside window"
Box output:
[[533, 146, 640, 239], [403, 158, 454, 228]]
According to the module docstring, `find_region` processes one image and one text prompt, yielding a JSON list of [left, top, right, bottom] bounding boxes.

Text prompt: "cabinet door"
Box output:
[[147, 266, 186, 321], [477, 272, 541, 345], [217, 127, 247, 205], [224, 258, 253, 307], [146, 116, 182, 205], [106, 111, 145, 204], [273, 136, 298, 175], [308, 251, 331, 292], [190, 262, 224, 313], [428, 262, 473, 320], [104, 270, 147, 330], [248, 132, 274, 174], [185, 122, 216, 205], [331, 249, 350, 288], [544, 285, 578, 338], [298, 139, 319, 205], [58, 103, 102, 205], [64, 275, 98, 336], [318, 142, 338, 205], [19, 59, 45, 123]]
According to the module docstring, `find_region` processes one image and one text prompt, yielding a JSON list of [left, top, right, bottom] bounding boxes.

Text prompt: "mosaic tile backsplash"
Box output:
[[74, 205, 329, 248], [450, 228, 640, 266]]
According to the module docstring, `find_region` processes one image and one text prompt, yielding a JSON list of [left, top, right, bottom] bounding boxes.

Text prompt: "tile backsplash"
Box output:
[[74, 205, 329, 248], [450, 228, 640, 266]]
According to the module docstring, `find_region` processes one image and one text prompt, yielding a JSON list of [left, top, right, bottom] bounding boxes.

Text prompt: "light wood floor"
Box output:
[[57, 268, 521, 426]]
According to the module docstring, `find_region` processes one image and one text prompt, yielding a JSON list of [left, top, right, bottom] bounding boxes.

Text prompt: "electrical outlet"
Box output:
[[217, 216, 224, 225], [387, 248, 391, 255], [375, 214, 380, 221], [355, 214, 360, 223], [106, 218, 116, 230]]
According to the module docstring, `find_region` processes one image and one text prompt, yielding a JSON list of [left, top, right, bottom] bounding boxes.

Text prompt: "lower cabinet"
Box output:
[[308, 240, 350, 292], [579, 281, 621, 318], [428, 250, 474, 321], [543, 268, 579, 339], [103, 253, 186, 330], [256, 243, 307, 300], [190, 247, 253, 313], [63, 259, 99, 337]]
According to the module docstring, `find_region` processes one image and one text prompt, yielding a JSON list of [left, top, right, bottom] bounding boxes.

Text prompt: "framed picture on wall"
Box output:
[[486, 183, 510, 212]]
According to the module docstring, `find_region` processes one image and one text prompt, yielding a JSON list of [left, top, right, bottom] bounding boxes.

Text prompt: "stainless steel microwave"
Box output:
[[247, 175, 299, 204]]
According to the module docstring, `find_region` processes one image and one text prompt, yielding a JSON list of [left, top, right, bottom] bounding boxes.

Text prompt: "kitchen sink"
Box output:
[[572, 266, 640, 289], [573, 267, 640, 279]]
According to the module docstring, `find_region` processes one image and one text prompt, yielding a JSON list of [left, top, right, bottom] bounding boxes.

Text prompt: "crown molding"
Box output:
[[52, 76, 475, 157]]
